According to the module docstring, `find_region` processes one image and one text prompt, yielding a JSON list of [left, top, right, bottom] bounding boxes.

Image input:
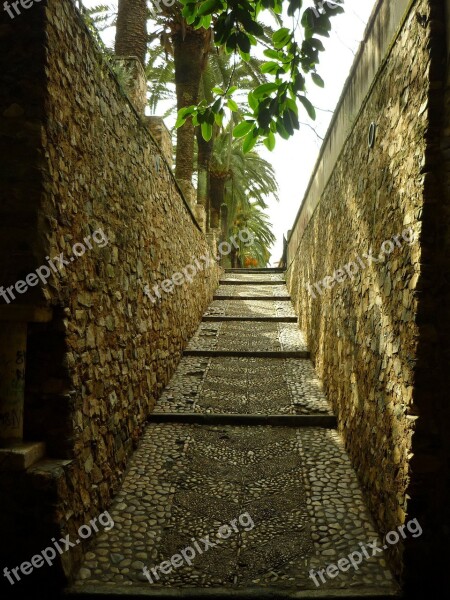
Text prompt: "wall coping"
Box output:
[[286, 0, 416, 268]]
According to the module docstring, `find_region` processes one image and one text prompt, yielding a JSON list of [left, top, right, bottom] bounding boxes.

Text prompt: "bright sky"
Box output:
[[82, 0, 377, 265]]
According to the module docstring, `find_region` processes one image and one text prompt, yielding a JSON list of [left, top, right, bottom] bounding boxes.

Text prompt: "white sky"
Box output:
[[81, 0, 377, 265]]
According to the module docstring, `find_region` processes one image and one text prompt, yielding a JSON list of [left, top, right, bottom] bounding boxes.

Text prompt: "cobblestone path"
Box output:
[[69, 270, 399, 598]]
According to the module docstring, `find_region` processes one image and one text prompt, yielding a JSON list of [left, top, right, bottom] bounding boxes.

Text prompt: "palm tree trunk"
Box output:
[[115, 0, 148, 66], [210, 173, 227, 229], [174, 27, 209, 182], [196, 130, 213, 227], [230, 247, 239, 268]]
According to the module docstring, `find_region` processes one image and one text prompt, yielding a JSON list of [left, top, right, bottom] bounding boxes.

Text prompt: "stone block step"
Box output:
[[219, 280, 286, 286], [214, 296, 291, 301], [184, 350, 310, 358], [149, 413, 337, 428], [0, 441, 46, 471], [186, 321, 308, 355], [155, 356, 331, 416], [67, 584, 400, 598], [225, 268, 285, 273], [221, 273, 286, 283], [205, 299, 297, 320], [215, 284, 289, 298], [202, 316, 298, 323]]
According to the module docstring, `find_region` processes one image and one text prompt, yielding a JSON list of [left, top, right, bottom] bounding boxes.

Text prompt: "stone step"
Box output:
[[68, 584, 400, 598], [184, 350, 310, 359], [149, 413, 337, 428], [0, 441, 46, 471], [154, 356, 331, 417], [202, 316, 298, 323], [186, 322, 308, 355], [219, 280, 286, 286], [204, 299, 297, 320], [221, 273, 286, 283], [225, 268, 285, 273], [214, 295, 291, 301], [215, 284, 289, 299]]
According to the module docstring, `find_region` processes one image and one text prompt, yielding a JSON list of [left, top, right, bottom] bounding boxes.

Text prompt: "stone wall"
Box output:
[[0, 0, 219, 586], [286, 0, 450, 590]]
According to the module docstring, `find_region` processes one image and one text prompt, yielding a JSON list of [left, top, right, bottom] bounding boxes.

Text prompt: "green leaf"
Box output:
[[325, 2, 344, 15], [263, 131, 276, 151], [261, 61, 279, 75], [238, 50, 251, 62], [197, 0, 221, 17], [233, 120, 255, 138], [275, 119, 290, 139], [243, 129, 258, 153], [201, 121, 213, 141], [311, 73, 324, 87], [212, 98, 222, 112], [283, 110, 294, 135], [272, 28, 290, 48], [226, 33, 238, 52], [175, 114, 187, 128], [227, 99, 239, 112], [301, 7, 315, 39], [285, 97, 298, 115], [201, 14, 212, 29], [287, 0, 302, 17], [175, 106, 195, 128], [314, 14, 332, 37], [298, 95, 316, 119], [264, 49, 281, 59], [248, 92, 258, 111], [253, 82, 279, 98], [308, 37, 325, 51], [293, 73, 305, 92], [237, 32, 251, 54], [243, 19, 264, 36]]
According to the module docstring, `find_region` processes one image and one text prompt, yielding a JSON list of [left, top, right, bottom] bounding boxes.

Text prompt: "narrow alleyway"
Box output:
[[69, 270, 398, 598]]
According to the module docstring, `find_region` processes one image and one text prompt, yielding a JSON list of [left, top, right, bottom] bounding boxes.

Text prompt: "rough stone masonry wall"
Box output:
[[0, 0, 219, 584], [287, 0, 436, 585]]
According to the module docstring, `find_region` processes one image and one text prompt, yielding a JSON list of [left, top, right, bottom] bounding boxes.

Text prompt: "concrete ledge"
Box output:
[[202, 316, 298, 323], [149, 413, 337, 428], [27, 458, 74, 477], [213, 296, 291, 301], [65, 583, 401, 599], [219, 281, 286, 286], [183, 350, 310, 359], [0, 441, 45, 471], [225, 269, 285, 274]]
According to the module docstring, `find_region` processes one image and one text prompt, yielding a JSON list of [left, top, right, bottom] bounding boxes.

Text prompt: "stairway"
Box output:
[[67, 269, 399, 599]]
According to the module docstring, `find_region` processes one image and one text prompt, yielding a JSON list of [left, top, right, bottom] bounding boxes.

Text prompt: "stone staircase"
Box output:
[[67, 269, 399, 599]]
